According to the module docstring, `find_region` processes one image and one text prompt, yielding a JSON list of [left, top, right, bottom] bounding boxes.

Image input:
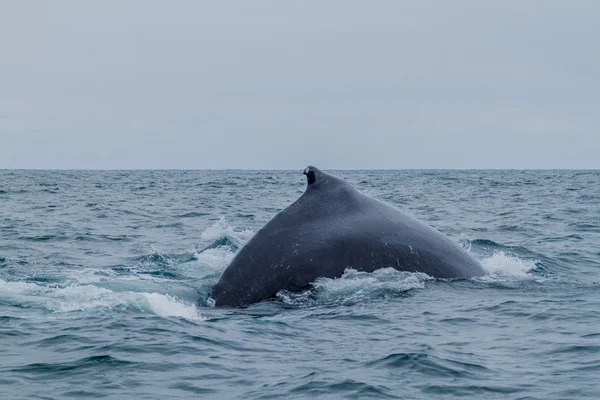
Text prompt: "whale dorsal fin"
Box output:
[[303, 166, 321, 185]]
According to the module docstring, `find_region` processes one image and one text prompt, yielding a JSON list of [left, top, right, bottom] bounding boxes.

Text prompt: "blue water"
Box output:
[[1, 170, 599, 399]]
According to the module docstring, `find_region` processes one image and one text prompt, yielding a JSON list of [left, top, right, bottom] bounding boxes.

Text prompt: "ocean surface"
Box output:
[[1, 169, 599, 399]]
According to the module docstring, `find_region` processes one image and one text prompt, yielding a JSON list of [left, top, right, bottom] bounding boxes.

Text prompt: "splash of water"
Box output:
[[0, 278, 204, 321]]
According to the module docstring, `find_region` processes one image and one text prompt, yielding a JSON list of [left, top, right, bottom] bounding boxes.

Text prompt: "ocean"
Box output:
[[0, 169, 599, 399]]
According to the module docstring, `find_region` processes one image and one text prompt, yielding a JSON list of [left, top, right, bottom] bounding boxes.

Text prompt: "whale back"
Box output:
[[212, 167, 485, 306]]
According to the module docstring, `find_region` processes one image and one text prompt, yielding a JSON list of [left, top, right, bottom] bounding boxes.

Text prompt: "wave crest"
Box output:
[[480, 251, 538, 277], [199, 217, 254, 252], [277, 268, 432, 306], [0, 279, 204, 321]]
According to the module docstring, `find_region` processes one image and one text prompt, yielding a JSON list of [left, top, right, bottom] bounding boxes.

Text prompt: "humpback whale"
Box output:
[[212, 166, 486, 306]]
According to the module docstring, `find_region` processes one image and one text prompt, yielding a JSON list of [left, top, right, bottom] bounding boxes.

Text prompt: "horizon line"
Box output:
[[1, 167, 599, 172]]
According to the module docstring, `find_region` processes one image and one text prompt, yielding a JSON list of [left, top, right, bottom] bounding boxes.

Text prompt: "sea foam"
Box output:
[[0, 278, 204, 321]]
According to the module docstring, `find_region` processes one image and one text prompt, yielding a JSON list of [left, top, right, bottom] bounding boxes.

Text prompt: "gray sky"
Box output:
[[1, 1, 598, 169]]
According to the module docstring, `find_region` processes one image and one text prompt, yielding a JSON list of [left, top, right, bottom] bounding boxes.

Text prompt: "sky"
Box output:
[[1, 1, 598, 169]]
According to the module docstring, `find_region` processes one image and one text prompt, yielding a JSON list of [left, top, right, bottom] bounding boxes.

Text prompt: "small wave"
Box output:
[[194, 248, 235, 271], [480, 251, 538, 277], [135, 251, 197, 268], [98, 234, 133, 242], [203, 236, 238, 250], [285, 378, 396, 399], [277, 268, 431, 306], [142, 292, 205, 320], [193, 218, 253, 273], [365, 351, 491, 378], [9, 355, 135, 376], [423, 384, 523, 396], [569, 222, 600, 232], [463, 239, 547, 274], [498, 224, 525, 232], [0, 188, 27, 195], [74, 234, 134, 243], [17, 234, 66, 242], [0, 279, 204, 321], [199, 217, 254, 251], [461, 238, 506, 253], [142, 270, 187, 280], [154, 222, 185, 229], [470, 239, 502, 247], [177, 211, 211, 218], [58, 268, 116, 285], [473, 251, 548, 287]]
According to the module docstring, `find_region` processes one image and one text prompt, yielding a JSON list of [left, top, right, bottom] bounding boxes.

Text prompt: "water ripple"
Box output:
[[1, 170, 599, 399]]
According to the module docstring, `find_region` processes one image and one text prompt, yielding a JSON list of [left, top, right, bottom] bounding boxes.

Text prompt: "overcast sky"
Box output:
[[1, 1, 598, 169]]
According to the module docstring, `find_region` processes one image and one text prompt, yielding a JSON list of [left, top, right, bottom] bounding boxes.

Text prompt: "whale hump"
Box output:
[[212, 167, 486, 306]]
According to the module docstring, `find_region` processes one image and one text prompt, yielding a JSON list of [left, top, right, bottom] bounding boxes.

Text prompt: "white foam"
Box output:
[[200, 216, 254, 249], [66, 268, 115, 285], [480, 251, 537, 277], [48, 285, 122, 313], [278, 268, 431, 305], [0, 278, 38, 294], [193, 247, 236, 271], [141, 292, 204, 320], [0, 278, 204, 321], [314, 267, 430, 293], [192, 217, 254, 274]]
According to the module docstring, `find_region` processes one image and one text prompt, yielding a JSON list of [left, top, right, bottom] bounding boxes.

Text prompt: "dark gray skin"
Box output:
[[212, 166, 486, 306]]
